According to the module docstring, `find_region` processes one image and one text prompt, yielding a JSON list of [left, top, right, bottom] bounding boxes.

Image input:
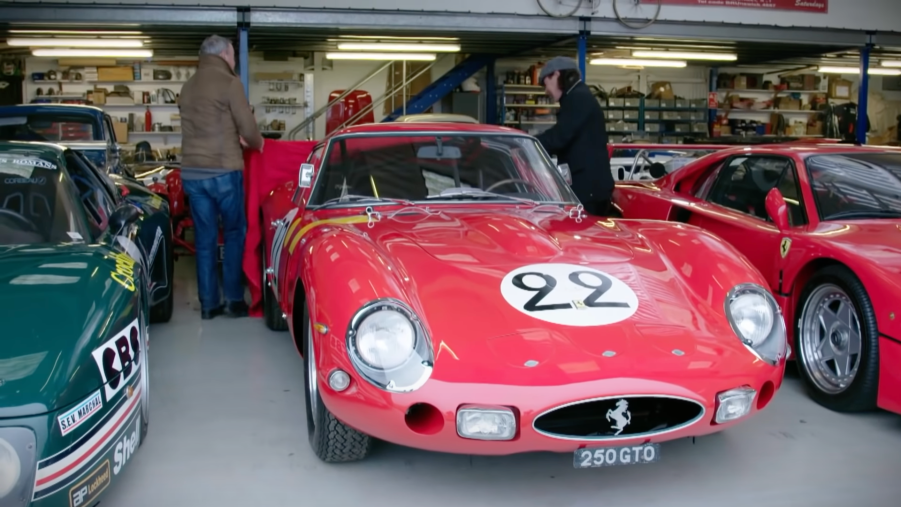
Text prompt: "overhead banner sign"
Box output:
[[651, 0, 828, 13]]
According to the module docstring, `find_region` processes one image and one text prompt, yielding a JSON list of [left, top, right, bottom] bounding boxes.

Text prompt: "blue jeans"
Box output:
[[183, 170, 246, 311]]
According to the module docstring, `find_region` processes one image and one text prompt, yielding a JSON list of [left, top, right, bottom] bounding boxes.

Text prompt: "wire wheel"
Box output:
[[798, 284, 863, 395], [537, 0, 583, 17], [613, 0, 661, 29]]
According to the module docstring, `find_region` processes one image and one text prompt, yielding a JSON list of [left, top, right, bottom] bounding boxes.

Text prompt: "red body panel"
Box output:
[[613, 144, 901, 415], [258, 124, 788, 455]]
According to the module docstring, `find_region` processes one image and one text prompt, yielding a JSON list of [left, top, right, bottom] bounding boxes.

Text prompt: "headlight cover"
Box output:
[[724, 283, 786, 366], [0, 428, 37, 506], [346, 298, 434, 393]]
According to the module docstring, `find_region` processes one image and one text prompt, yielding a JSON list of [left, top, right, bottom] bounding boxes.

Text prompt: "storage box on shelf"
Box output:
[[497, 83, 558, 134], [252, 72, 306, 139]]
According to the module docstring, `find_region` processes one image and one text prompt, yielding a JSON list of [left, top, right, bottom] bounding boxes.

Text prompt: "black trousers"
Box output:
[[582, 199, 611, 216]]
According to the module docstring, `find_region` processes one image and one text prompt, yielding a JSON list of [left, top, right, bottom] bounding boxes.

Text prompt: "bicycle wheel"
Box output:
[[537, 0, 583, 18], [613, 0, 661, 29]]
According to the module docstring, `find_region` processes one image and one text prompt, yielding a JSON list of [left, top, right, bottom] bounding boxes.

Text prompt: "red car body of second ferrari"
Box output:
[[258, 123, 787, 463]]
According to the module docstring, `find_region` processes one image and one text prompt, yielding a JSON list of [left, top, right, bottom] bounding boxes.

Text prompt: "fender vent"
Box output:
[[533, 395, 705, 440]]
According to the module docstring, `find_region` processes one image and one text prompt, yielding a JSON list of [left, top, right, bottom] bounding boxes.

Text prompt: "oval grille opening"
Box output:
[[534, 396, 704, 440]]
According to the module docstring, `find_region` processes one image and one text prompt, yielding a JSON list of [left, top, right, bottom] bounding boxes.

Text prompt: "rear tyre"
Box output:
[[262, 243, 288, 331], [302, 305, 373, 462], [795, 265, 879, 412], [149, 226, 175, 323]]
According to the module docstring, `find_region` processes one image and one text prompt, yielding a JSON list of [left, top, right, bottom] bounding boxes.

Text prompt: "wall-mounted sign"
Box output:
[[651, 0, 827, 13]]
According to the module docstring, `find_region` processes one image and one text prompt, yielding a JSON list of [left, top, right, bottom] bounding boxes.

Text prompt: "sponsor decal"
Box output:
[[58, 390, 103, 437], [91, 318, 142, 401], [106, 251, 137, 292], [7, 157, 58, 170], [4, 176, 45, 184], [113, 416, 141, 475], [68, 460, 110, 507], [500, 263, 639, 327]]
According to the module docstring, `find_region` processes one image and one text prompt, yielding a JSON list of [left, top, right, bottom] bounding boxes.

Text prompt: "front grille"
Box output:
[[533, 395, 705, 440]]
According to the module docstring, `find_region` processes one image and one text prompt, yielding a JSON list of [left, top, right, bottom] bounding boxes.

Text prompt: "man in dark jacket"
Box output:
[[180, 34, 264, 319], [535, 56, 613, 216]]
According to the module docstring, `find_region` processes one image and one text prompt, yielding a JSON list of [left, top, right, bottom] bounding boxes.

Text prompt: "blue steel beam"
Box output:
[[857, 43, 873, 145]]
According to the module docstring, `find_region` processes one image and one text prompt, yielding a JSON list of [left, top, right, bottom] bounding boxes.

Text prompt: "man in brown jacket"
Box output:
[[179, 34, 263, 319]]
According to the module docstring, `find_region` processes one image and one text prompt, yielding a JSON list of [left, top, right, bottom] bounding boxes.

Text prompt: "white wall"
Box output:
[[9, 0, 901, 33]]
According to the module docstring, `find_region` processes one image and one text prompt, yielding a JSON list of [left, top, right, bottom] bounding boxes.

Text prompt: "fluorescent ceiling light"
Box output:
[[325, 52, 436, 61], [880, 60, 901, 68], [337, 42, 459, 52], [337, 35, 459, 41], [32, 49, 153, 58], [9, 29, 143, 35], [8, 38, 144, 47], [818, 66, 901, 75], [632, 50, 737, 61], [590, 58, 687, 68]]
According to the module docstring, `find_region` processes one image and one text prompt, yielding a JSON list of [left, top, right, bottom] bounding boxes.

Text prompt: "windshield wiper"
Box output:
[[826, 210, 901, 220], [425, 188, 539, 206], [316, 194, 414, 209]]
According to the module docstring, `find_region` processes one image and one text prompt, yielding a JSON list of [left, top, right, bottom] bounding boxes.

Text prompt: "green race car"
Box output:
[[0, 140, 172, 506]]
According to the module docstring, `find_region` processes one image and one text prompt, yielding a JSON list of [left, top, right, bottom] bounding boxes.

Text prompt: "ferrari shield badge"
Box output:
[[780, 237, 792, 259]]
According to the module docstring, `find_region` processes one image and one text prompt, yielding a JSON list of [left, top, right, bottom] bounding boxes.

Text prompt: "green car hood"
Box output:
[[0, 244, 139, 418]]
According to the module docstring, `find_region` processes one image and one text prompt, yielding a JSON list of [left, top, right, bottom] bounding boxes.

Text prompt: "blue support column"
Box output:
[[709, 67, 719, 134], [577, 32, 587, 78], [238, 26, 249, 99], [857, 43, 872, 145], [485, 58, 497, 125]]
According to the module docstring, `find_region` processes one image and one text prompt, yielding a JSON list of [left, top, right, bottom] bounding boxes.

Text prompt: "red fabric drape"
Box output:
[[242, 139, 317, 317]]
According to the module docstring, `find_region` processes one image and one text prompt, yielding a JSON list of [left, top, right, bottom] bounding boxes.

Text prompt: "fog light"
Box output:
[[456, 405, 516, 441], [328, 370, 351, 391], [715, 387, 756, 423]]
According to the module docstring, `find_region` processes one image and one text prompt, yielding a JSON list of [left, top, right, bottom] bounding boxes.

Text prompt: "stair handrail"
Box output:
[[288, 60, 395, 140], [334, 56, 448, 132]]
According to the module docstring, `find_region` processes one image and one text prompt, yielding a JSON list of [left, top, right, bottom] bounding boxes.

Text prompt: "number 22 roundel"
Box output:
[[500, 263, 639, 327]]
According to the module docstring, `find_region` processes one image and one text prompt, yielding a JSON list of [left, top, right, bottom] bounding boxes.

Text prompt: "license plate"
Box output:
[[217, 245, 224, 261], [573, 443, 660, 468]]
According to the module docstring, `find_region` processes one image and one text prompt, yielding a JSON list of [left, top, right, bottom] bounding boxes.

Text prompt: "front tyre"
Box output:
[[795, 265, 879, 412], [302, 305, 373, 462]]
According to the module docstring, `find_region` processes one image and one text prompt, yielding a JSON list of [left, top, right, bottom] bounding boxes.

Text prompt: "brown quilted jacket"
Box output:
[[178, 54, 263, 171]]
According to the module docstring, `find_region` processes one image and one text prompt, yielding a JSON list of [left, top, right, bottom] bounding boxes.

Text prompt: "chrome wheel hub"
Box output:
[[800, 284, 862, 394]]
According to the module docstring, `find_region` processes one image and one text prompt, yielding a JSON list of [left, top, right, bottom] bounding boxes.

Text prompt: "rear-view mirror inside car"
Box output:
[[417, 145, 461, 160]]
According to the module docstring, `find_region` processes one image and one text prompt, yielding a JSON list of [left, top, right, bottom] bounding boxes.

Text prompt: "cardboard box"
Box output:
[[648, 81, 674, 100], [97, 66, 134, 81], [776, 97, 802, 110], [112, 120, 128, 143], [807, 121, 824, 136], [829, 78, 853, 99]]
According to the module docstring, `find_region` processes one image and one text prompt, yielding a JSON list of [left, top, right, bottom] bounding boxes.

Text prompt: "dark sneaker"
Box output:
[[225, 301, 249, 318], [201, 305, 224, 320]]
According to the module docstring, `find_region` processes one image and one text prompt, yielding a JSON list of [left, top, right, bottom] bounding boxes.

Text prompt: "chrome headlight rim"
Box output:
[[724, 283, 786, 366], [346, 297, 434, 393], [0, 427, 37, 504]]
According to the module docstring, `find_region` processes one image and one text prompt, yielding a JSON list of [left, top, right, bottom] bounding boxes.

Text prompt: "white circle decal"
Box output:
[[500, 263, 639, 327]]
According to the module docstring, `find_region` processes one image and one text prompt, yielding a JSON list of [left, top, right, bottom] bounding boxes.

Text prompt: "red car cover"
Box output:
[[242, 139, 317, 317]]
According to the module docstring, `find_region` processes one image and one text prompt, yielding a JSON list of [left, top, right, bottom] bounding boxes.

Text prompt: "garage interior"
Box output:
[[2, 2, 901, 506]]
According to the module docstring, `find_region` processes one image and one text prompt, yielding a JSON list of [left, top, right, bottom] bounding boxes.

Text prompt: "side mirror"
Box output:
[[649, 162, 667, 179], [765, 187, 790, 231], [557, 163, 572, 185], [110, 204, 142, 232], [299, 163, 314, 188]]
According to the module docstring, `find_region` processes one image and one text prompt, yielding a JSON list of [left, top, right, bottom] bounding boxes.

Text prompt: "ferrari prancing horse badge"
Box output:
[[780, 238, 791, 259]]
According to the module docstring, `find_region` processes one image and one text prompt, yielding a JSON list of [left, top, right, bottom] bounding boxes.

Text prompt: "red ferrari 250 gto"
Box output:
[[614, 143, 901, 416], [258, 123, 787, 465]]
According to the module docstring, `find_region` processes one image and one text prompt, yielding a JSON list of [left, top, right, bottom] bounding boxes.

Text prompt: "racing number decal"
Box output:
[[501, 264, 639, 327]]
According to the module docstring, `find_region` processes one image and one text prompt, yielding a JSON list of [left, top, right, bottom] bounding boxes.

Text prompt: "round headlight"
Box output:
[[0, 438, 21, 498], [355, 309, 416, 370], [729, 291, 774, 346]]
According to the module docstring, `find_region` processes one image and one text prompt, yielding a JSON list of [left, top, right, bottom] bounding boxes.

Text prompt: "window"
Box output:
[[0, 113, 95, 142], [64, 150, 115, 237], [706, 156, 800, 223], [806, 153, 901, 221]]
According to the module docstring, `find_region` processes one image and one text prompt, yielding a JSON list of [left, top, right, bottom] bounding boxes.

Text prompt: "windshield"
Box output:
[[806, 153, 901, 221], [308, 133, 579, 206], [0, 113, 96, 142], [0, 151, 92, 245]]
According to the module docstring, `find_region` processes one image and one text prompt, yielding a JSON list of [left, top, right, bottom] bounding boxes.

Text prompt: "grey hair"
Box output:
[[199, 35, 232, 56]]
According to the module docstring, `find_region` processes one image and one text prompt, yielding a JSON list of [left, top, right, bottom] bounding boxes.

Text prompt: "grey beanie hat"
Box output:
[[538, 56, 580, 83]]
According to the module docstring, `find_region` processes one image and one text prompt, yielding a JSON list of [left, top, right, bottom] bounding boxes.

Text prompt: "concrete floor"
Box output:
[[103, 258, 901, 507]]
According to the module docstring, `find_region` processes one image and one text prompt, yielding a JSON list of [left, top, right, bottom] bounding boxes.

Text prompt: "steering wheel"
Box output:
[[627, 149, 655, 181], [485, 178, 543, 193], [0, 208, 38, 232]]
